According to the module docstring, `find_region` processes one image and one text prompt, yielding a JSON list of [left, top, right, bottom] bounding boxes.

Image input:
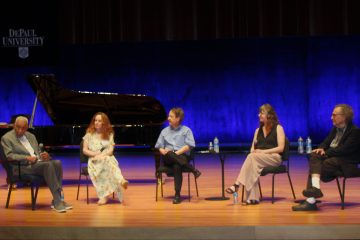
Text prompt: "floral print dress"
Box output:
[[83, 133, 125, 202]]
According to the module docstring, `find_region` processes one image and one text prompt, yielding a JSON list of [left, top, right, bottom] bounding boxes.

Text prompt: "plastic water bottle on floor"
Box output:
[[233, 192, 238, 204], [214, 137, 219, 153], [60, 189, 64, 202], [209, 141, 213, 152], [298, 137, 304, 154], [306, 137, 312, 154]]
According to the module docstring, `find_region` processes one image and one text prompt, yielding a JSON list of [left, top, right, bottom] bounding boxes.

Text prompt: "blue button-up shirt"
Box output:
[[155, 125, 195, 152]]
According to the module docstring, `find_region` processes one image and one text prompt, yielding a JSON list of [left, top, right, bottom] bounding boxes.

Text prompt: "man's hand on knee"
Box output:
[[313, 148, 325, 156]]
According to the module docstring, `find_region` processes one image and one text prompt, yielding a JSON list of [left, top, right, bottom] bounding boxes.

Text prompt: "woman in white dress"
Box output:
[[83, 112, 128, 205]]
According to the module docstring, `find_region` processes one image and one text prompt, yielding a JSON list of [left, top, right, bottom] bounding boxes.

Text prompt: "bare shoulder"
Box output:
[[276, 125, 285, 134]]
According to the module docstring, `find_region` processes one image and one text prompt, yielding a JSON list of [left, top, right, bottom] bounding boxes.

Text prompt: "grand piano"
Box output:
[[21, 74, 167, 147]]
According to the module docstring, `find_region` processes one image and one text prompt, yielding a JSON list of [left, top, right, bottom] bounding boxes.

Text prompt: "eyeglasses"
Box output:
[[331, 113, 344, 117]]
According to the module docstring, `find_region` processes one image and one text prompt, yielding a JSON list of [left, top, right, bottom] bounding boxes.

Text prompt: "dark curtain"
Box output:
[[58, 0, 360, 44]]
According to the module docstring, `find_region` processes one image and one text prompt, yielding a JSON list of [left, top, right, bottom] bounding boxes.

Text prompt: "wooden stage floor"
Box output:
[[1, 152, 360, 240]]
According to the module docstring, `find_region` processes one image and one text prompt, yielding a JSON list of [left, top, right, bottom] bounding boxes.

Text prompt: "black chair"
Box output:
[[76, 140, 90, 204], [155, 149, 199, 201], [242, 137, 296, 203], [334, 167, 360, 210], [0, 145, 43, 210], [76, 141, 114, 204]]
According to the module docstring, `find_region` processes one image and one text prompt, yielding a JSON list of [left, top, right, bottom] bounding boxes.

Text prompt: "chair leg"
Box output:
[[76, 174, 81, 200], [194, 175, 199, 197], [6, 184, 13, 208], [241, 185, 245, 202], [258, 179, 263, 201], [271, 174, 275, 204], [31, 186, 36, 211], [160, 174, 164, 198], [287, 172, 296, 200], [31, 185, 40, 211], [188, 173, 191, 202], [86, 175, 89, 204], [155, 173, 159, 202], [34, 186, 39, 203], [335, 177, 344, 209], [342, 178, 347, 210]]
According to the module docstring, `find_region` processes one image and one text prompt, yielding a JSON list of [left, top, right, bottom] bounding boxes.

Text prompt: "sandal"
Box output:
[[121, 180, 129, 190], [97, 197, 108, 205], [225, 184, 239, 194], [242, 199, 259, 206]]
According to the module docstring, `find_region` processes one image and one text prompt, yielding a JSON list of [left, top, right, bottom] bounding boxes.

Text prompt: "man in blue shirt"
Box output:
[[155, 107, 201, 204]]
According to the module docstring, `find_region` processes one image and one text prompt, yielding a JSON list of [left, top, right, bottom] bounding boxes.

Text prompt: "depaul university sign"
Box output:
[[2, 28, 44, 59]]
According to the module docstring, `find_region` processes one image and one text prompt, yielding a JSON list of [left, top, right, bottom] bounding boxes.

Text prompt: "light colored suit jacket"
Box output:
[[1, 129, 40, 162]]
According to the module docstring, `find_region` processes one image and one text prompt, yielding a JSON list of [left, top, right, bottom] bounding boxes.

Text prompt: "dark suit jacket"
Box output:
[[319, 123, 360, 164]]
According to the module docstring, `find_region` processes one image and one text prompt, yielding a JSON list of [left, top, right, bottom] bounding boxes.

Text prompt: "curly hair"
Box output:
[[86, 112, 114, 140]]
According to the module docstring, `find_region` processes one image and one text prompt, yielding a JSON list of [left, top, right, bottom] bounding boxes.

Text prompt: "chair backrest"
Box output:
[[0, 144, 28, 182], [281, 137, 290, 161], [0, 144, 12, 178], [0, 143, 6, 163], [188, 148, 195, 161], [79, 140, 89, 164]]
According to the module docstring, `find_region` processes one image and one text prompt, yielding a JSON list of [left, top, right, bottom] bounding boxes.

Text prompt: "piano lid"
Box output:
[[27, 74, 167, 126]]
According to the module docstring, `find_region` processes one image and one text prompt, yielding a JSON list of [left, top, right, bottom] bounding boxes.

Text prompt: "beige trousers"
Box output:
[[236, 152, 281, 201]]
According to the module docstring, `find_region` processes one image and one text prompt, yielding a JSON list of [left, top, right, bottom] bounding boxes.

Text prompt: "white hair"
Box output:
[[15, 116, 29, 125]]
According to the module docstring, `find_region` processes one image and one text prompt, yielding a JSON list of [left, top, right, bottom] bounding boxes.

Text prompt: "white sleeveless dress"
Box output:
[[83, 133, 125, 202]]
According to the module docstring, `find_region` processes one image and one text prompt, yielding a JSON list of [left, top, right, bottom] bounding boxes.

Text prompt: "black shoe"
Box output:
[[225, 184, 239, 194], [292, 201, 318, 211], [302, 187, 324, 198], [173, 195, 181, 204], [193, 169, 202, 179]]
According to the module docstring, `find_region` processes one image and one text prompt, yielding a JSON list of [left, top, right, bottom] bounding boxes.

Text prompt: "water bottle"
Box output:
[[298, 137, 304, 154], [213, 137, 219, 153], [306, 137, 312, 154], [208, 141, 213, 151], [60, 189, 64, 202], [233, 192, 238, 204], [37, 143, 44, 162]]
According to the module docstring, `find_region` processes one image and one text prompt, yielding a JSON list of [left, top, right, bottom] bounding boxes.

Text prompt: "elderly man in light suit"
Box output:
[[1, 116, 72, 213]]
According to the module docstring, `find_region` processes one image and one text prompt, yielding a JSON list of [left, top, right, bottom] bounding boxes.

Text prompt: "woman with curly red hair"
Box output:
[[82, 112, 128, 205]]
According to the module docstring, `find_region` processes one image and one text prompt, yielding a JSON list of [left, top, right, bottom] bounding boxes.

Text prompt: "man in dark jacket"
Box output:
[[293, 104, 360, 211]]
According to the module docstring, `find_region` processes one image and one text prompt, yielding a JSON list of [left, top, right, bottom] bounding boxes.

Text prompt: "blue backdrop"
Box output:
[[1, 36, 359, 145]]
